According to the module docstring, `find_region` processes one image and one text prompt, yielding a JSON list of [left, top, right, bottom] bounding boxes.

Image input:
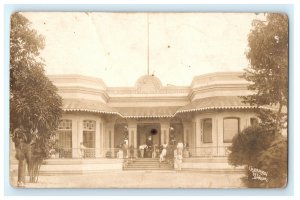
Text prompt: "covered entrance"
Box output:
[[137, 123, 161, 158]]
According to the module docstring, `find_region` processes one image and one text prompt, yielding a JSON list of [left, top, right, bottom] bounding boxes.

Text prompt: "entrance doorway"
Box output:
[[137, 123, 161, 158]]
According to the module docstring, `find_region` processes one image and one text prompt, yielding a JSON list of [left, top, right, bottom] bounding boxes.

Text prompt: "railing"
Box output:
[[50, 148, 73, 158], [49, 146, 231, 159], [186, 146, 231, 158], [49, 148, 122, 159]]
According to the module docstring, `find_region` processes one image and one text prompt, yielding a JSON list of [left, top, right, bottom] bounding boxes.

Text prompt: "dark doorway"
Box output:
[[137, 123, 161, 158]]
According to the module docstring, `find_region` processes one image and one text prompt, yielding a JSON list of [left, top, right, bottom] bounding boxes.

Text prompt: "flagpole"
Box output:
[[147, 13, 150, 76]]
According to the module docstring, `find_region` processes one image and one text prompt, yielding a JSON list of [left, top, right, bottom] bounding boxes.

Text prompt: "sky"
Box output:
[[22, 12, 264, 86]]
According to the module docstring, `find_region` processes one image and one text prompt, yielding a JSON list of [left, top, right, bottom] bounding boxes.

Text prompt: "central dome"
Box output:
[[135, 75, 162, 92]]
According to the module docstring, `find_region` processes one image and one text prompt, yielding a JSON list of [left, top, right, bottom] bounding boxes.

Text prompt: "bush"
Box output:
[[256, 136, 287, 188], [228, 125, 287, 188], [228, 125, 273, 167]]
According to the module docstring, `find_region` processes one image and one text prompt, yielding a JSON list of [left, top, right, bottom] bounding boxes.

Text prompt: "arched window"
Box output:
[[57, 119, 72, 158], [83, 120, 96, 158], [223, 117, 240, 143], [201, 118, 212, 143]]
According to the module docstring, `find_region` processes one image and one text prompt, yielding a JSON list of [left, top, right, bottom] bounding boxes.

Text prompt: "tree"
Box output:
[[10, 13, 62, 185], [229, 13, 288, 188], [243, 13, 288, 134]]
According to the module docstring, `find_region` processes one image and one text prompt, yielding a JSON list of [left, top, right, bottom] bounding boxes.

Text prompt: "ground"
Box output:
[[10, 170, 245, 188]]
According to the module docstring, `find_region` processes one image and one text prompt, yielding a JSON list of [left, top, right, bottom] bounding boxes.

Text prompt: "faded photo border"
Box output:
[[3, 3, 294, 196]]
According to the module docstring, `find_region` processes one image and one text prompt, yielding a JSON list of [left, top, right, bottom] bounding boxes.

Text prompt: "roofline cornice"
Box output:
[[191, 71, 245, 86], [188, 83, 249, 100], [58, 86, 110, 102], [48, 74, 107, 87]]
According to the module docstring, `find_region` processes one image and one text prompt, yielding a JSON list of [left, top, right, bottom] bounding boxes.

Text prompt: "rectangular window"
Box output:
[[250, 117, 259, 126], [57, 119, 72, 158], [202, 118, 212, 143], [83, 120, 96, 158], [223, 118, 239, 143]]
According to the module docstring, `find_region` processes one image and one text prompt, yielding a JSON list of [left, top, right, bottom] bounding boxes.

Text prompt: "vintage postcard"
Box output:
[[9, 12, 288, 188]]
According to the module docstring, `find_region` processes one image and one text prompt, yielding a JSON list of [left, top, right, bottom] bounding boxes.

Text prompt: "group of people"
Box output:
[[138, 136, 157, 158], [138, 137, 186, 171], [116, 138, 135, 159], [158, 141, 184, 170], [117, 134, 188, 170]]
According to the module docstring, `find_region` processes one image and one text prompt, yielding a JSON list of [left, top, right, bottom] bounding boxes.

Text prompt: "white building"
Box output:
[[48, 71, 259, 160]]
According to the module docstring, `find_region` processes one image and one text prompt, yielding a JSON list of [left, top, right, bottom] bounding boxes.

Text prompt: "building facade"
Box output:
[[48, 72, 258, 159]]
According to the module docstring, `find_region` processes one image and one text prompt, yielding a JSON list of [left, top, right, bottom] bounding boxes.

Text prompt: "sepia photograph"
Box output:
[[9, 12, 288, 189]]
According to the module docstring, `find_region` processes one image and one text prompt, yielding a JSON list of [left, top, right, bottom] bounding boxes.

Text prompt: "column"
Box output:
[[212, 118, 218, 156], [106, 122, 115, 157], [95, 120, 101, 158], [100, 121, 105, 157], [182, 121, 192, 158], [128, 121, 137, 157], [195, 117, 201, 156], [99, 121, 103, 157], [77, 118, 83, 158], [217, 115, 224, 156], [160, 120, 170, 145], [72, 117, 79, 158], [242, 115, 249, 130], [182, 122, 192, 145]]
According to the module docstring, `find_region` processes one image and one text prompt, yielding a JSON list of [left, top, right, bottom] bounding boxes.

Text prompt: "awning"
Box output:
[[62, 99, 120, 115], [175, 96, 256, 114], [115, 106, 180, 118], [61, 96, 270, 118]]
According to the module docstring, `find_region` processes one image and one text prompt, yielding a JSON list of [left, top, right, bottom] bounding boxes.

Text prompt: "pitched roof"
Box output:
[[62, 99, 120, 115], [62, 96, 262, 118], [175, 96, 255, 114]]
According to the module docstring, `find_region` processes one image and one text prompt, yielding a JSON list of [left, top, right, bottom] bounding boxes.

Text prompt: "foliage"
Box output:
[[256, 135, 287, 188], [230, 13, 288, 188], [242, 13, 288, 134], [228, 125, 273, 167], [10, 12, 63, 183], [229, 126, 287, 188]]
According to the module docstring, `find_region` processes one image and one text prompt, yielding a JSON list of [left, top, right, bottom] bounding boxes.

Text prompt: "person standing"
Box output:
[[159, 143, 167, 163], [146, 136, 153, 158], [13, 126, 32, 187], [177, 140, 184, 156], [129, 145, 134, 160], [139, 144, 146, 158], [123, 138, 129, 158], [177, 150, 183, 171], [79, 142, 86, 158]]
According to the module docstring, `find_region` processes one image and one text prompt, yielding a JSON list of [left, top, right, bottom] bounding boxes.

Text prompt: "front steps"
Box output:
[[123, 158, 173, 171]]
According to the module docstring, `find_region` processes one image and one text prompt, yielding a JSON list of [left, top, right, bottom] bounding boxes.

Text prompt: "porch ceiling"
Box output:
[[115, 106, 180, 118]]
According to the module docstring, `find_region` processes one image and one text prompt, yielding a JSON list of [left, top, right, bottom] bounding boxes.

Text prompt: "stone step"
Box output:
[[130, 162, 163, 164], [126, 165, 171, 168], [127, 163, 169, 166], [124, 168, 172, 171], [125, 167, 172, 170], [123, 158, 173, 171], [124, 166, 172, 168]]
